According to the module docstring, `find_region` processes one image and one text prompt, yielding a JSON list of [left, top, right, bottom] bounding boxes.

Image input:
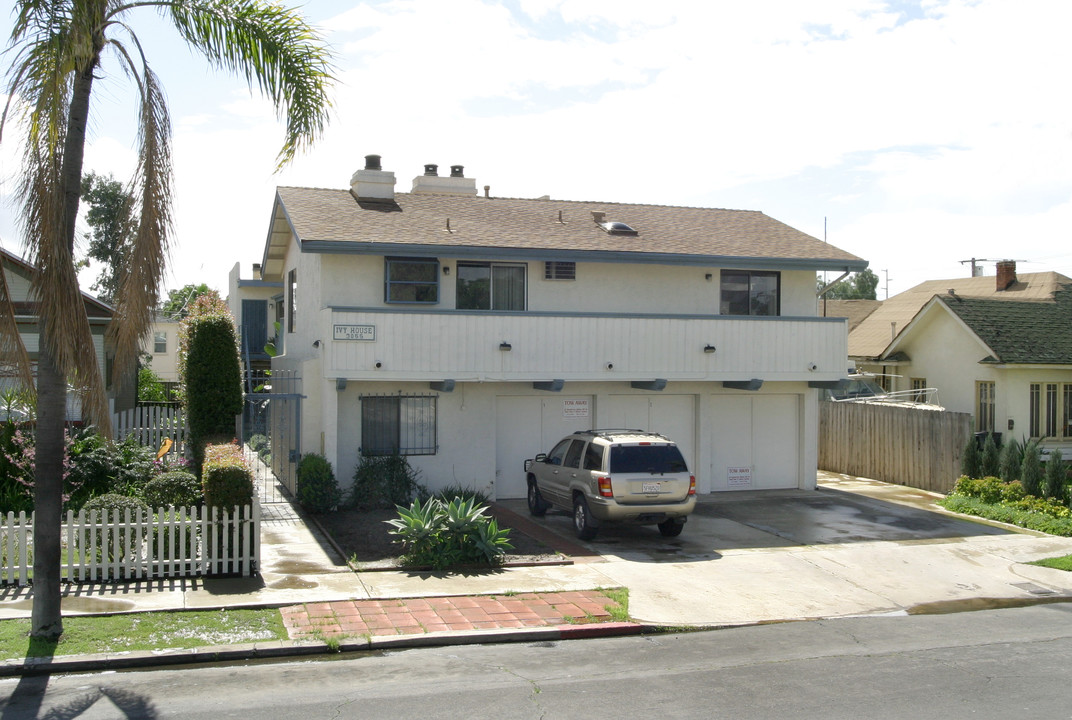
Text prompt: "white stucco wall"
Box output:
[[317, 256, 822, 317], [332, 379, 816, 499]]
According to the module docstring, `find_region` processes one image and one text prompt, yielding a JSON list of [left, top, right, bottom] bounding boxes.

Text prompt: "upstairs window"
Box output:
[[720, 270, 779, 316], [287, 269, 297, 333], [153, 331, 167, 354], [457, 262, 526, 311], [385, 257, 439, 304]]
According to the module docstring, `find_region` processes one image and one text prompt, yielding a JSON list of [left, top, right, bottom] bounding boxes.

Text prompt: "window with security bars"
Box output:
[[360, 395, 437, 456], [544, 261, 576, 280]]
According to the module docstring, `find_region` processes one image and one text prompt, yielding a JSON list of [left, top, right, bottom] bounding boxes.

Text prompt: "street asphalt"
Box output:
[[3, 470, 1072, 675]]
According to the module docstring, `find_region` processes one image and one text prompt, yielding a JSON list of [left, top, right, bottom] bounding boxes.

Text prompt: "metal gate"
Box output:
[[242, 369, 302, 504]]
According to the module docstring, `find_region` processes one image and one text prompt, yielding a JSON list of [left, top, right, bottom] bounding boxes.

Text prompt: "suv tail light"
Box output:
[[597, 475, 614, 497], [688, 475, 696, 496]]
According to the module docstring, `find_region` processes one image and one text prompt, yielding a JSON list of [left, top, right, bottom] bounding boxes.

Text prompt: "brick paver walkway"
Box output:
[[280, 591, 624, 639]]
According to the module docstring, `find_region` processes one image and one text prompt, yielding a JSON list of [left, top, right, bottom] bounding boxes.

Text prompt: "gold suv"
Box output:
[[524, 429, 696, 540]]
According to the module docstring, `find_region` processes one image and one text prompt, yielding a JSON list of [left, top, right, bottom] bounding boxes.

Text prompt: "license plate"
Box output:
[[642, 482, 660, 494]]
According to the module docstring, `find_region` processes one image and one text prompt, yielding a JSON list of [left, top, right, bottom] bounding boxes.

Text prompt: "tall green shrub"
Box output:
[[1020, 441, 1043, 497], [960, 436, 982, 480], [179, 292, 243, 470], [1042, 449, 1067, 501], [1000, 436, 1023, 483], [980, 433, 1000, 478]]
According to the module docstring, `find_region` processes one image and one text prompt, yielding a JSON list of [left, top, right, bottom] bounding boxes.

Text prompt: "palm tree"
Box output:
[[1, 0, 334, 639]]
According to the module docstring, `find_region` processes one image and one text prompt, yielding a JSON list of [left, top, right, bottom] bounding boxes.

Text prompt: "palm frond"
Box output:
[[167, 0, 335, 169], [107, 36, 173, 393], [0, 259, 36, 396]]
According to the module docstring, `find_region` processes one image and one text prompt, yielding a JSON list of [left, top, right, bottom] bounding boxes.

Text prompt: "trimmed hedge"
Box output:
[[202, 442, 254, 510], [143, 470, 203, 509]]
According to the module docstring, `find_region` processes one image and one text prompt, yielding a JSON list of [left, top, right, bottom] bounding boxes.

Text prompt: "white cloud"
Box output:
[[3, 0, 1072, 299]]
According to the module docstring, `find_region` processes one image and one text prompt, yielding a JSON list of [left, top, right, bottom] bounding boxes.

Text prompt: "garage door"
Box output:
[[603, 395, 696, 477], [495, 395, 593, 499], [709, 394, 799, 490]]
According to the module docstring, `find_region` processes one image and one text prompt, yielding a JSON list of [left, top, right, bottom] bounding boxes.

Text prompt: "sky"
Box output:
[[2, 0, 1072, 301]]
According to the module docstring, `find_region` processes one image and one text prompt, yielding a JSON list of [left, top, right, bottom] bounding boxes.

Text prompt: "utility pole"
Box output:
[[958, 258, 992, 277], [882, 269, 891, 300]]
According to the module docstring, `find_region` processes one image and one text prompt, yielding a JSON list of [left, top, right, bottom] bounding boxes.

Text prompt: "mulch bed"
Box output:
[[313, 504, 578, 570]]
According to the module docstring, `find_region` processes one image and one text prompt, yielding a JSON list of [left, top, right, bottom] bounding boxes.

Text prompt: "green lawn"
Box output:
[[0, 608, 287, 660], [1029, 554, 1072, 572]]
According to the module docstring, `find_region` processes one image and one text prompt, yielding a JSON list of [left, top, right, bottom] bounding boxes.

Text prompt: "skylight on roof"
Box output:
[[600, 221, 638, 236]]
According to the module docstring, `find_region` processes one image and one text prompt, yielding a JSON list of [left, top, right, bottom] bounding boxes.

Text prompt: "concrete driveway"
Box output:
[[498, 473, 1072, 627]]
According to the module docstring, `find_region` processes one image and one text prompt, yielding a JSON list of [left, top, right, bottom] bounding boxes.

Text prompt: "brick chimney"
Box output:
[[996, 260, 1017, 291]]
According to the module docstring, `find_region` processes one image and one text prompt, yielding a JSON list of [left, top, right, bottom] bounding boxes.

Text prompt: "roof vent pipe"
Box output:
[[424, 164, 438, 176], [592, 211, 606, 224]]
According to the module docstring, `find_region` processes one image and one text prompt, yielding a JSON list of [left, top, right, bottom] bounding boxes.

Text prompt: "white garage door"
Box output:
[[709, 394, 800, 490], [603, 395, 697, 476], [495, 395, 593, 499]]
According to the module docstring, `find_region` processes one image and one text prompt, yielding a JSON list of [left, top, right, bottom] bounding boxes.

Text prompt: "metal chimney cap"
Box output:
[[450, 165, 465, 178], [424, 164, 439, 176], [364, 154, 382, 170]]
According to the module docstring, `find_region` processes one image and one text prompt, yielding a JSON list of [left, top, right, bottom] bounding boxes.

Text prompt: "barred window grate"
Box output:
[[544, 261, 576, 280], [360, 395, 437, 456]]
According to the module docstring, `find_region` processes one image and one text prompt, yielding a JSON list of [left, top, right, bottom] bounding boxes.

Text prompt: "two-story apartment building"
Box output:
[[258, 155, 867, 499]]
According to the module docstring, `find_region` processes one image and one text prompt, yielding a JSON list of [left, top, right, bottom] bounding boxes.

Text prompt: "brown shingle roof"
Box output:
[[849, 271, 1072, 359], [266, 187, 865, 278], [822, 299, 881, 332]]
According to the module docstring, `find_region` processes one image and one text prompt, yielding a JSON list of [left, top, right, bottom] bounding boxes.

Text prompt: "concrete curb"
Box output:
[[0, 622, 647, 677]]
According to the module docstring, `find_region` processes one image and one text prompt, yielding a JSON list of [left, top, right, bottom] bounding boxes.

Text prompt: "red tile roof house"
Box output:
[[254, 155, 866, 500], [842, 261, 1072, 455]]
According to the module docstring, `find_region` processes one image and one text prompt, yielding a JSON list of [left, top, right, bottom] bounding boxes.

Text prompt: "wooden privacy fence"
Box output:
[[112, 405, 188, 456], [819, 402, 973, 494], [0, 503, 259, 587]]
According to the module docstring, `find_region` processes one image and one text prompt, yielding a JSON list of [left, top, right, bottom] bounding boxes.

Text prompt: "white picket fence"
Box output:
[[112, 405, 189, 456], [0, 503, 260, 586]]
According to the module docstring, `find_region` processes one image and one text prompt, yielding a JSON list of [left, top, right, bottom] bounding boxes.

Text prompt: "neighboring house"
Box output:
[[256, 155, 866, 499], [842, 261, 1072, 454], [143, 313, 182, 382], [0, 246, 134, 418], [227, 261, 283, 374]]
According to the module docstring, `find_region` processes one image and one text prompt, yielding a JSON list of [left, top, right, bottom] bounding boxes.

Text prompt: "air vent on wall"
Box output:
[[544, 261, 576, 280]]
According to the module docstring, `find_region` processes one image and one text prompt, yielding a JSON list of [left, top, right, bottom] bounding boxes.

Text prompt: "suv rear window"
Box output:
[[609, 445, 688, 474]]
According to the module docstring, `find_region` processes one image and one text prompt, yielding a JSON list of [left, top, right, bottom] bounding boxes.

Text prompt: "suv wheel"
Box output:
[[658, 518, 684, 537], [527, 478, 548, 517], [573, 494, 598, 541]]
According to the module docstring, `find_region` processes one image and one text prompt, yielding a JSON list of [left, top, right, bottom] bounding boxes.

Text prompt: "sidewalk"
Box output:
[[5, 469, 1072, 676]]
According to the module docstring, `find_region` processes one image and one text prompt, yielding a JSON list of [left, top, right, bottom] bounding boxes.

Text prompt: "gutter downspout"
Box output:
[[817, 271, 851, 317]]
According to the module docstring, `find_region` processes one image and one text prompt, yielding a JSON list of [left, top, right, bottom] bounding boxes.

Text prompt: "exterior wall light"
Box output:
[[703, 345, 716, 354], [499, 342, 512, 351]]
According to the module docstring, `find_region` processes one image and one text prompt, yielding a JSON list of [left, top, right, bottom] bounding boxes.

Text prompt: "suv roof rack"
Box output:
[[580, 428, 669, 440]]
